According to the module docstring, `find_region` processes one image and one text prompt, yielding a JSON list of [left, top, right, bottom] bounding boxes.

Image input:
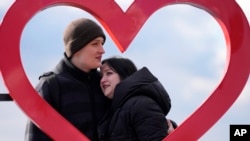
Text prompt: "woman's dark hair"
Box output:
[[101, 57, 137, 80]]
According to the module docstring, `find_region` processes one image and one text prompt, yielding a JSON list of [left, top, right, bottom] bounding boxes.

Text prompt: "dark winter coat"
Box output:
[[25, 54, 110, 141], [98, 67, 171, 141]]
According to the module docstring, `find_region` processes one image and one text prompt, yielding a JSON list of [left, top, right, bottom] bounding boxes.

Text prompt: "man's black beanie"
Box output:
[[63, 18, 106, 58]]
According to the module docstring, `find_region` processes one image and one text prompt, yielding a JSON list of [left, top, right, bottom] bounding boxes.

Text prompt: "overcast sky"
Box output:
[[1, 0, 250, 140]]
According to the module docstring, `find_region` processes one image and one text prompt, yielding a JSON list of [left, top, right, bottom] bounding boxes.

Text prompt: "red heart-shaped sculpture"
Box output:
[[0, 0, 250, 140]]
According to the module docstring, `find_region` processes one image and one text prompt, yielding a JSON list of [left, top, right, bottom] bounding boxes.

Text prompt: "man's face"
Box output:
[[71, 37, 105, 72]]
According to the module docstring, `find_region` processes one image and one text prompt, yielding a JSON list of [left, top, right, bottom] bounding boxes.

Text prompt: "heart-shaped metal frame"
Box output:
[[0, 0, 250, 140]]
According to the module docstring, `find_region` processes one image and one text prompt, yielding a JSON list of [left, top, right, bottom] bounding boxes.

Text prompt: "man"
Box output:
[[25, 18, 110, 141]]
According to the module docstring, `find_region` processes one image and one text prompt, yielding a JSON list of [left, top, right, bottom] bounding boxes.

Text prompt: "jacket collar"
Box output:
[[54, 53, 99, 82]]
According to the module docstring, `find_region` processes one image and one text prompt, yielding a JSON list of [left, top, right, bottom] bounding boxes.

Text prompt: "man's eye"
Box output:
[[92, 42, 98, 46]]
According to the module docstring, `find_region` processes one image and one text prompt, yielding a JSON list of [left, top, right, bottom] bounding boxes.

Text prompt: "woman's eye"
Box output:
[[106, 71, 113, 76]]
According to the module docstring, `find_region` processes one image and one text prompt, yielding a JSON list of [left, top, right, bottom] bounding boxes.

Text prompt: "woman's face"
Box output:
[[100, 63, 121, 99], [71, 37, 105, 72]]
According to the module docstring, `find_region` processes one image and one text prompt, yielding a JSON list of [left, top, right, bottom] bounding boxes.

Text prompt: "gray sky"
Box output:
[[1, 0, 250, 140]]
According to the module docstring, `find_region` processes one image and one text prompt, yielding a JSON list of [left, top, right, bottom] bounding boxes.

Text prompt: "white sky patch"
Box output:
[[0, 73, 8, 93], [0, 1, 13, 10], [42, 6, 94, 21], [184, 76, 217, 99], [0, 103, 27, 141], [0, 0, 14, 23], [236, 80, 250, 106], [236, 0, 250, 21], [0, 1, 250, 141], [114, 0, 134, 12]]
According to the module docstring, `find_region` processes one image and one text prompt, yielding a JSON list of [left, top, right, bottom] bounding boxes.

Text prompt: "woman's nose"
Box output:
[[100, 76, 106, 83]]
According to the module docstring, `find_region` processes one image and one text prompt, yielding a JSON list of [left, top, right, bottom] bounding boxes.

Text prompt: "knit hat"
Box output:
[[63, 18, 106, 58]]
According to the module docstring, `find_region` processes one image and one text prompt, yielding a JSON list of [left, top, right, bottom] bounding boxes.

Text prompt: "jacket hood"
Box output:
[[112, 67, 171, 115]]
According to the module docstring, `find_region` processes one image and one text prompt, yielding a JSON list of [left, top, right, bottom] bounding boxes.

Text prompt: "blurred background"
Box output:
[[0, 0, 250, 140]]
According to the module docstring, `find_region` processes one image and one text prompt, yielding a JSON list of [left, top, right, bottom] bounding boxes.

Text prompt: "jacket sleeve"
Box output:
[[25, 78, 53, 141], [130, 96, 169, 141]]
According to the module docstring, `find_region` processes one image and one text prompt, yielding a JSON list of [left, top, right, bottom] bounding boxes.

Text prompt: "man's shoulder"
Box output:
[[39, 71, 57, 80]]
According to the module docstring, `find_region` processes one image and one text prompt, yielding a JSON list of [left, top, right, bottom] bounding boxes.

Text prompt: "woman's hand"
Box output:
[[167, 119, 177, 134]]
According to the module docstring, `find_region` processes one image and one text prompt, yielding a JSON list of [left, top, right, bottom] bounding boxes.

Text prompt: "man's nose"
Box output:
[[99, 45, 105, 54]]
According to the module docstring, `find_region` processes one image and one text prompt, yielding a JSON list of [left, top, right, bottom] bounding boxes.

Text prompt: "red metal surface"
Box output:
[[0, 0, 250, 140]]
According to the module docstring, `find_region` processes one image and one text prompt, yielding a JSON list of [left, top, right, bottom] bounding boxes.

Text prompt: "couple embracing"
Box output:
[[25, 18, 177, 141]]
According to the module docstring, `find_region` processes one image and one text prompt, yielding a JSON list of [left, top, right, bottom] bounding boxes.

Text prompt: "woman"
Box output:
[[98, 57, 173, 141]]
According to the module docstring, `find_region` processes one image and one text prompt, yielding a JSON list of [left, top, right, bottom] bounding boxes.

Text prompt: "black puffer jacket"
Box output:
[[25, 54, 110, 141], [98, 67, 171, 141]]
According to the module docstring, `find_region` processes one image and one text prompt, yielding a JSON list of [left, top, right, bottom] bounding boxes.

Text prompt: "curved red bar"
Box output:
[[0, 0, 249, 141]]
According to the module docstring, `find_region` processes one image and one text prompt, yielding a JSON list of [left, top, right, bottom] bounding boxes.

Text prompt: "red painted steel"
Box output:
[[0, 0, 250, 140]]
